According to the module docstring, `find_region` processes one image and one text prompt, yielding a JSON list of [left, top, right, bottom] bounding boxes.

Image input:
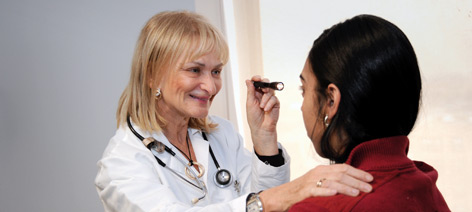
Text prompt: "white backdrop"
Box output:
[[0, 1, 194, 211]]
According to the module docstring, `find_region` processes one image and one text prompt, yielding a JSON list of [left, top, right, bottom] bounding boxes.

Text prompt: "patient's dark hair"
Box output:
[[308, 14, 422, 163]]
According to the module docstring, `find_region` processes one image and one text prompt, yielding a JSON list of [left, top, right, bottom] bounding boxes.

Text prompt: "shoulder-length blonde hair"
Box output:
[[117, 11, 229, 133]]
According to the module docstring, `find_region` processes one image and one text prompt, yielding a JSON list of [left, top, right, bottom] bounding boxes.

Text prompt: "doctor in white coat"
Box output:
[[95, 11, 373, 212]]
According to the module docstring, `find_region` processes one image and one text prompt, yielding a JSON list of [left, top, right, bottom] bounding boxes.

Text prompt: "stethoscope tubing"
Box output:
[[209, 146, 233, 188], [127, 116, 232, 188], [126, 116, 234, 201], [127, 116, 208, 203], [126, 116, 233, 190], [149, 148, 204, 191]]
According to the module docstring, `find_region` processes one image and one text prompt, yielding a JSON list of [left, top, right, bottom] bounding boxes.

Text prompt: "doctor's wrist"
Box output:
[[246, 191, 264, 212], [255, 148, 284, 167]]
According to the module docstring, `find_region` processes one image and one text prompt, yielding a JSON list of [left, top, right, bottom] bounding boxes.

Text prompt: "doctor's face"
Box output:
[[158, 51, 223, 119], [300, 59, 325, 156]]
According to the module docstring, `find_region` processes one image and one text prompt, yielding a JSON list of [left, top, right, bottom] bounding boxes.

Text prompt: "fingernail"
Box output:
[[351, 189, 359, 195], [366, 175, 373, 181], [363, 185, 372, 192]]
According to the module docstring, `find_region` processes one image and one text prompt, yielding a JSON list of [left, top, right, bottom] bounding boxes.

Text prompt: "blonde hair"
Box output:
[[117, 11, 229, 133]]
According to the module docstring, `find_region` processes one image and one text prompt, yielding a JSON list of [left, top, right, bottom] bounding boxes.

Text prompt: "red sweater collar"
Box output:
[[345, 136, 415, 171]]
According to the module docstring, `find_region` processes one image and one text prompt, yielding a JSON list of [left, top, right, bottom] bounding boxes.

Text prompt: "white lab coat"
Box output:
[[95, 116, 290, 212]]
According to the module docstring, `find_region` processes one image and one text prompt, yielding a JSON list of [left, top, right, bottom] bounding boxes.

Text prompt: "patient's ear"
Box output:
[[325, 83, 341, 118]]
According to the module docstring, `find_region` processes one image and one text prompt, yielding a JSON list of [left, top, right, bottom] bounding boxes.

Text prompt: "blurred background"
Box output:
[[0, 0, 470, 211]]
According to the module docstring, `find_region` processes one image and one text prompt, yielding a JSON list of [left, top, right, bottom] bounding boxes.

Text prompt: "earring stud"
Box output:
[[155, 88, 161, 100]]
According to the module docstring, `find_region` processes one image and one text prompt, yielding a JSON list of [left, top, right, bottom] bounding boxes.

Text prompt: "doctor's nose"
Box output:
[[200, 74, 218, 95]]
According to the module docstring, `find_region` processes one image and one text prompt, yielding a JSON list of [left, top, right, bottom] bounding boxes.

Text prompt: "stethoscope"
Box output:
[[126, 116, 233, 204]]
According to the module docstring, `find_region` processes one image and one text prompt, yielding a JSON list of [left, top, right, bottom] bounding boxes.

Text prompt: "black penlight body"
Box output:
[[253, 81, 284, 91]]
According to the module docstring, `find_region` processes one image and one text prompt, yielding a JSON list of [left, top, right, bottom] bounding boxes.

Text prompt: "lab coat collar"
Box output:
[[188, 127, 203, 138]]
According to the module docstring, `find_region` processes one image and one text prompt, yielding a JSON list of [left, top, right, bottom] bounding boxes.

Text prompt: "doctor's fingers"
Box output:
[[258, 78, 276, 108], [246, 80, 263, 106], [312, 164, 373, 184], [315, 178, 367, 197], [306, 184, 337, 197], [328, 164, 373, 193], [310, 166, 373, 195], [250, 75, 263, 82], [261, 95, 280, 112], [329, 163, 373, 183], [247, 75, 264, 98], [316, 175, 372, 196]]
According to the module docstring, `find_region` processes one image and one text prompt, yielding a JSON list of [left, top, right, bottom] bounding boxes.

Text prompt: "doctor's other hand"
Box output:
[[259, 163, 374, 212], [246, 75, 280, 156]]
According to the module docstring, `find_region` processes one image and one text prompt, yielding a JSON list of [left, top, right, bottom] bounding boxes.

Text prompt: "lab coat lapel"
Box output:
[[189, 129, 210, 187]]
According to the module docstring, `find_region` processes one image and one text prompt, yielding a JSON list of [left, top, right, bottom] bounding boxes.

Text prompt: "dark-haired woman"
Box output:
[[289, 14, 450, 211]]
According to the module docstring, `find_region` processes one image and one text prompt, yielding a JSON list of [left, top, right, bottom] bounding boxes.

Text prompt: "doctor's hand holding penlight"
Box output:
[[246, 76, 282, 157]]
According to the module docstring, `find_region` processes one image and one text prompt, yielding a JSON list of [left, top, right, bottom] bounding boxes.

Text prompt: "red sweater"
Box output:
[[289, 136, 450, 212]]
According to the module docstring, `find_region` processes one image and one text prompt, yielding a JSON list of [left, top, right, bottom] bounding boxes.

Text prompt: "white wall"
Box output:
[[259, 0, 472, 211], [0, 1, 195, 211]]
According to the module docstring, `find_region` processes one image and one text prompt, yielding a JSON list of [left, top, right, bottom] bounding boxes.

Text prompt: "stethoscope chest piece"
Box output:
[[214, 168, 232, 188]]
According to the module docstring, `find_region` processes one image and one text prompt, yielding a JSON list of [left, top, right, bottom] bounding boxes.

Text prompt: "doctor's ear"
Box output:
[[148, 77, 156, 89], [148, 77, 164, 90], [325, 83, 341, 118]]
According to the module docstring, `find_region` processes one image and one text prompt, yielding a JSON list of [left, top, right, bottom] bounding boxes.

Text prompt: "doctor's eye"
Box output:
[[188, 68, 200, 73], [211, 69, 222, 76]]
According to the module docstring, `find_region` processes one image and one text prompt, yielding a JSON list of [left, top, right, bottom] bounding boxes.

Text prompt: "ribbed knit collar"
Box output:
[[345, 136, 415, 171]]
